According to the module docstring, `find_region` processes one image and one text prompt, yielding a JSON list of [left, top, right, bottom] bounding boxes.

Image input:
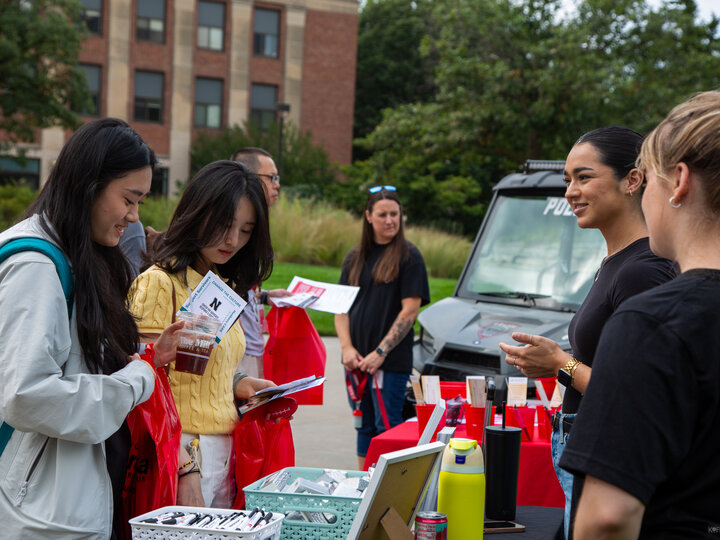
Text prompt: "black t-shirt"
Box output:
[[564, 238, 675, 413], [340, 242, 430, 373], [560, 269, 720, 537]]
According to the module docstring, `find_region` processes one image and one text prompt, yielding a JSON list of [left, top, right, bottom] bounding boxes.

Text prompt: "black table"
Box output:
[[485, 506, 563, 539]]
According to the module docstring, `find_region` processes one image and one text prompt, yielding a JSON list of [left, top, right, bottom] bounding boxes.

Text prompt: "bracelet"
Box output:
[[178, 460, 193, 471], [260, 290, 269, 305], [179, 463, 200, 478]]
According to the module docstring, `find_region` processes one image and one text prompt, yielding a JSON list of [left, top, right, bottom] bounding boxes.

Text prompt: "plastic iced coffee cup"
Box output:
[[174, 311, 221, 375]]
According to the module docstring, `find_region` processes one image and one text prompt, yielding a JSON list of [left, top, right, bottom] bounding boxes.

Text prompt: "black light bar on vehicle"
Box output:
[[523, 160, 566, 174]]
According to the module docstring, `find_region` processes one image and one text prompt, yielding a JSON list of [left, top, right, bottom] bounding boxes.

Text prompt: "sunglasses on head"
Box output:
[[368, 185, 396, 193]]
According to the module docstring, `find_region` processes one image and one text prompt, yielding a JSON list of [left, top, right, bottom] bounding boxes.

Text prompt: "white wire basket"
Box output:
[[129, 506, 284, 540]]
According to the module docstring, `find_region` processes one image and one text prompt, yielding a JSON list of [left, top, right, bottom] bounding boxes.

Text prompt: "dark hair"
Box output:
[[347, 188, 409, 286], [25, 118, 156, 374], [151, 160, 273, 297], [575, 126, 644, 181], [229, 147, 272, 173]]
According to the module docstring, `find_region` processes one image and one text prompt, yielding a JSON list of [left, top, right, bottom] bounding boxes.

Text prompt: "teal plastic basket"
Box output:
[[243, 467, 366, 540]]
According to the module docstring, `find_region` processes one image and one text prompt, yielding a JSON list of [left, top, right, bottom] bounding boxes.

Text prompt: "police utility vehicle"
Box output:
[[414, 161, 606, 384]]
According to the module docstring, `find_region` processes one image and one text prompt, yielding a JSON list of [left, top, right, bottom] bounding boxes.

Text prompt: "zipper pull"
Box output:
[[16, 481, 28, 504]]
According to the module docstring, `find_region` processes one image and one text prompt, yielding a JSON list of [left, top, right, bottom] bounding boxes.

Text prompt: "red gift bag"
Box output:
[[232, 416, 295, 509], [121, 367, 182, 534], [263, 306, 326, 405]]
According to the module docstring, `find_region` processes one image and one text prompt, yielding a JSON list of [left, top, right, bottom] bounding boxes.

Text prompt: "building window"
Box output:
[[197, 1, 224, 51], [253, 8, 279, 58], [195, 78, 223, 128], [79, 0, 102, 34], [250, 84, 277, 130], [151, 167, 169, 196], [79, 64, 101, 116], [134, 71, 164, 123], [0, 156, 41, 190], [137, 0, 165, 43]]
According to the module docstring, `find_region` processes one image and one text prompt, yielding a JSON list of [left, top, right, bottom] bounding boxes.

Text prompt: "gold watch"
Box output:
[[558, 357, 581, 387]]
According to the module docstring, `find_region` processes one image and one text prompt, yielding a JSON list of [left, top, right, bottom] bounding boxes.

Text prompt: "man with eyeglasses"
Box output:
[[230, 147, 289, 378], [231, 147, 280, 206]]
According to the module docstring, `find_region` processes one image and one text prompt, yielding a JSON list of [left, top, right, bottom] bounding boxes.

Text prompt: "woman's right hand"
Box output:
[[498, 332, 568, 378], [341, 346, 363, 371], [152, 320, 186, 368]]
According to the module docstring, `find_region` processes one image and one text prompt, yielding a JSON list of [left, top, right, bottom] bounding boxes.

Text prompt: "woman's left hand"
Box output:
[[358, 351, 385, 375], [152, 320, 187, 367], [176, 471, 204, 507], [234, 376, 276, 400]]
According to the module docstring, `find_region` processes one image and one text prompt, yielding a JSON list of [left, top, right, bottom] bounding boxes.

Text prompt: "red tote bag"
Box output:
[[262, 306, 326, 405], [121, 366, 182, 537], [232, 416, 295, 509]]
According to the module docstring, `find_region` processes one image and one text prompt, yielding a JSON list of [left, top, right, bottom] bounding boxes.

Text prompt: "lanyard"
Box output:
[[345, 369, 390, 431]]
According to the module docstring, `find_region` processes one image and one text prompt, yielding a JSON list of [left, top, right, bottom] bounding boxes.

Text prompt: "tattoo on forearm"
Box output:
[[381, 316, 413, 352]]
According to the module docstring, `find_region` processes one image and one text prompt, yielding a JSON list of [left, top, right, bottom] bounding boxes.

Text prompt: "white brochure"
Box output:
[[269, 276, 360, 314], [179, 270, 247, 343]]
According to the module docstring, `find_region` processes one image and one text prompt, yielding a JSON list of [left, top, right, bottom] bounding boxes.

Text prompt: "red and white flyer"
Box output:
[[270, 276, 359, 314]]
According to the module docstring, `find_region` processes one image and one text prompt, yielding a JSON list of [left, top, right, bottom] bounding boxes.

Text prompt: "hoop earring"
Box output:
[[669, 197, 682, 209]]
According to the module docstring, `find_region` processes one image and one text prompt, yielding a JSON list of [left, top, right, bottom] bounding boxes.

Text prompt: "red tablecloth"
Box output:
[[363, 420, 564, 508]]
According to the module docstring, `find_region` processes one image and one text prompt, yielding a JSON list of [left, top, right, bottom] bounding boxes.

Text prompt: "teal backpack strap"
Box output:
[[0, 237, 74, 318], [0, 237, 75, 457]]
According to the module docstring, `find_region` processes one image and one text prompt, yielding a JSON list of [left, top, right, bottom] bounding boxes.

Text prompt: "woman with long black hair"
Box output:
[[335, 186, 430, 470], [129, 160, 276, 508], [0, 118, 183, 538], [499, 126, 676, 538]]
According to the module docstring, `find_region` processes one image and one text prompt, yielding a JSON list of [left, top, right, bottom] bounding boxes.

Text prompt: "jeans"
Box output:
[[551, 413, 576, 540], [348, 370, 409, 458]]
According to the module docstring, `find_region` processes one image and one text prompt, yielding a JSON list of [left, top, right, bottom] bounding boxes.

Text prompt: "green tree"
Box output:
[[190, 122, 339, 199], [0, 0, 90, 147], [353, 0, 436, 151], [348, 0, 720, 235]]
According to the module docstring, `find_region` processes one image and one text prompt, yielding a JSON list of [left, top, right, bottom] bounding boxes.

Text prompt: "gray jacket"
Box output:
[[0, 215, 155, 539]]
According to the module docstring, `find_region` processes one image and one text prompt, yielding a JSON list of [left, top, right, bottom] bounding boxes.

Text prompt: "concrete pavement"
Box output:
[[289, 336, 358, 470]]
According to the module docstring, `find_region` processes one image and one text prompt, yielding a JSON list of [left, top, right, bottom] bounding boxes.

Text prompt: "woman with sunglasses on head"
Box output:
[[559, 91, 720, 538], [129, 160, 275, 508], [499, 126, 675, 539], [335, 186, 430, 470], [0, 118, 184, 539]]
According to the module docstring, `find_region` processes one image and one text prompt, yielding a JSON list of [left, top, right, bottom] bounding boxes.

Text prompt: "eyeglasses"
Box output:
[[257, 173, 280, 185], [368, 185, 396, 193]]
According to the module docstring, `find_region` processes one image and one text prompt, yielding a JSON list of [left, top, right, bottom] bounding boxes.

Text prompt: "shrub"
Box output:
[[0, 183, 37, 231], [270, 195, 470, 278], [139, 196, 178, 232], [190, 121, 339, 199]]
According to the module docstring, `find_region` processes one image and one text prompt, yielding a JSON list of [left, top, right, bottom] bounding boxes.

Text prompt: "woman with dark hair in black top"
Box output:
[[499, 126, 675, 539], [561, 90, 720, 539], [335, 187, 430, 470]]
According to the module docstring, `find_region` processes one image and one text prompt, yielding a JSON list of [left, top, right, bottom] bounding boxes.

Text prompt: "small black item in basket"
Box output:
[[445, 394, 466, 426]]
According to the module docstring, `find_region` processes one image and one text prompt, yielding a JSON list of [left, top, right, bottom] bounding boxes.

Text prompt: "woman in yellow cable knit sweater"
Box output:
[[129, 160, 275, 507]]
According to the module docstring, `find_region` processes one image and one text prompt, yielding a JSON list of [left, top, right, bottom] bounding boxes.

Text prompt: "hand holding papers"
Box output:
[[238, 375, 326, 418], [268, 276, 359, 314], [179, 270, 247, 343]]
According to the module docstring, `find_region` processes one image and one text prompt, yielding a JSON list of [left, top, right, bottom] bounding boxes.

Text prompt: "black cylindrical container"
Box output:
[[484, 425, 521, 520]]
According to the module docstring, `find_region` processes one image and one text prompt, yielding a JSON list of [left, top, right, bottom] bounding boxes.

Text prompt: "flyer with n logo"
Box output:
[[179, 271, 247, 343]]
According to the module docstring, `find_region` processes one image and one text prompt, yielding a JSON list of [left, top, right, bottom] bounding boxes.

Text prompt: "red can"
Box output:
[[415, 511, 448, 540]]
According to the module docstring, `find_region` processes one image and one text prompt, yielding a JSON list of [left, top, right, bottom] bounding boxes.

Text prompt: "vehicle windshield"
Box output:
[[458, 194, 606, 310]]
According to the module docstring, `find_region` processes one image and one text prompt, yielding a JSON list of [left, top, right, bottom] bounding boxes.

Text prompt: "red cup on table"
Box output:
[[463, 404, 496, 444], [506, 405, 535, 442], [416, 403, 447, 438], [536, 405, 553, 441]]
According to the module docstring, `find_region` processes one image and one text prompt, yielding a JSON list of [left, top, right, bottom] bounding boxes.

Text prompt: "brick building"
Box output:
[[2, 0, 358, 195]]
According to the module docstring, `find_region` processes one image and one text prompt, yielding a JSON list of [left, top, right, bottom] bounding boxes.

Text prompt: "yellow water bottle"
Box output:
[[437, 438, 485, 540]]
